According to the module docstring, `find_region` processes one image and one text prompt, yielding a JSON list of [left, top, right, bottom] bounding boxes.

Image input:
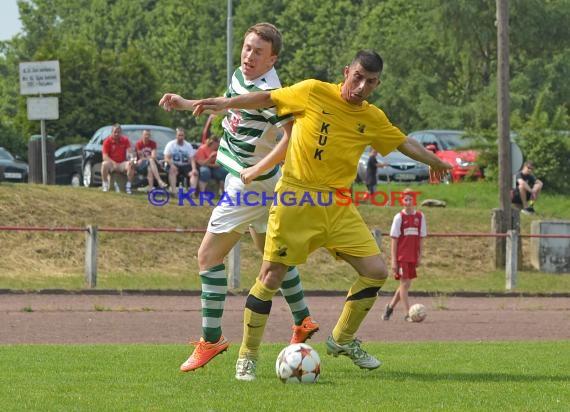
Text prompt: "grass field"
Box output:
[[1, 181, 570, 293], [1, 342, 568, 411]]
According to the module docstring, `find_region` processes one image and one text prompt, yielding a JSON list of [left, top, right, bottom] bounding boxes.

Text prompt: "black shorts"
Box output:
[[136, 159, 150, 174], [166, 163, 193, 176], [511, 188, 530, 205]]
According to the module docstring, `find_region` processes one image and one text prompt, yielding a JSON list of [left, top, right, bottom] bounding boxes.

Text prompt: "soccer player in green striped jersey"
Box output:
[[159, 23, 318, 373]]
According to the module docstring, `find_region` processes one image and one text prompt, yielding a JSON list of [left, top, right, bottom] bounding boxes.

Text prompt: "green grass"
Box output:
[[1, 342, 568, 411]]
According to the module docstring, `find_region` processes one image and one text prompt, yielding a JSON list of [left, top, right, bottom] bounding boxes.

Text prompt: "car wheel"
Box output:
[[83, 163, 94, 187], [71, 173, 81, 187]]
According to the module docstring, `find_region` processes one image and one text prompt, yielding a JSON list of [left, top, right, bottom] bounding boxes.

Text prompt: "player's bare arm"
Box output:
[[192, 91, 274, 116], [158, 93, 197, 111], [398, 137, 452, 178], [159, 93, 228, 116], [240, 122, 293, 184]]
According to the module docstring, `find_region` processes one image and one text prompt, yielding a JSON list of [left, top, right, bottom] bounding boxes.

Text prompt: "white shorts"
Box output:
[[207, 172, 281, 234]]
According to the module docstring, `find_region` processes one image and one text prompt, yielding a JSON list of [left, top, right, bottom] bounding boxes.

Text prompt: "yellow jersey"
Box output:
[[271, 79, 406, 190]]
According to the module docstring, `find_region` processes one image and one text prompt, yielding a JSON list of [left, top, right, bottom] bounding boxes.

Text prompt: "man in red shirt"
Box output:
[[134, 129, 168, 191], [101, 123, 135, 193], [383, 188, 427, 322]]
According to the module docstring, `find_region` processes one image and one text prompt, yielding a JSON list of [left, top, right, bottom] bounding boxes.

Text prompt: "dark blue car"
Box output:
[[0, 147, 29, 183]]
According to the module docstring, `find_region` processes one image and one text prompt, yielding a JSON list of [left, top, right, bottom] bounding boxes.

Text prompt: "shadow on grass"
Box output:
[[379, 370, 569, 383]]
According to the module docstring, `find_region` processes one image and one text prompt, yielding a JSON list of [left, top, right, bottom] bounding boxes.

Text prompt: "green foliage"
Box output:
[[510, 92, 570, 193], [517, 132, 570, 194], [0, 0, 569, 151]]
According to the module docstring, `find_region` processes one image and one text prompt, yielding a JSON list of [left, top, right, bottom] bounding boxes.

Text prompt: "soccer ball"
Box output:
[[275, 343, 321, 383], [408, 303, 427, 322]]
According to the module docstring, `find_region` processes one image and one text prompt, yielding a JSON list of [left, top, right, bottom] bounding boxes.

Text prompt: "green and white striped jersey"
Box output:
[[217, 66, 293, 180]]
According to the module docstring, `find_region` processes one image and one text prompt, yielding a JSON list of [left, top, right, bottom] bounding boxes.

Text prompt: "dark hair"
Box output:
[[351, 50, 383, 74], [245, 22, 283, 56]]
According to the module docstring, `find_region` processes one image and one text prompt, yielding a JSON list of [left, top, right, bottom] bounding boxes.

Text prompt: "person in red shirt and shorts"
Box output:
[[382, 188, 427, 322], [134, 129, 168, 191], [101, 123, 135, 193]]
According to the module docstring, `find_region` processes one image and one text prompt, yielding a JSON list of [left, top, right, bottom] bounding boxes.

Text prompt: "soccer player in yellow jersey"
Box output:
[[193, 50, 452, 381]]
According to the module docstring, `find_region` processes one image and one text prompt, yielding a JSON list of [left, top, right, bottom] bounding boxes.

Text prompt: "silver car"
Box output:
[[356, 146, 430, 184]]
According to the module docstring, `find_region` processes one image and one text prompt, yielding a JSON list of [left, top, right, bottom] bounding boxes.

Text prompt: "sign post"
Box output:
[[19, 60, 61, 184]]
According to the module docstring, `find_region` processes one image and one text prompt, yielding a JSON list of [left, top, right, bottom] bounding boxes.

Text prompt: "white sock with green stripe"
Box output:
[[279, 266, 310, 325], [200, 264, 227, 343]]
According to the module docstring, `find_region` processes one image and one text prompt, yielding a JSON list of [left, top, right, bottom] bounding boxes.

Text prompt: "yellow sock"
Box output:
[[332, 276, 385, 344], [238, 279, 278, 360]]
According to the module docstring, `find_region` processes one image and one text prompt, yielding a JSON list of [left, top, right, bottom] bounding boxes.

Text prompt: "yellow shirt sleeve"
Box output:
[[270, 79, 407, 189]]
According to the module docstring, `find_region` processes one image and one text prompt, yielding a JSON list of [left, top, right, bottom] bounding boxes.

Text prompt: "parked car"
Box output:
[[82, 124, 177, 187], [356, 146, 430, 184], [407, 129, 483, 183], [0, 147, 29, 183], [55, 144, 84, 187]]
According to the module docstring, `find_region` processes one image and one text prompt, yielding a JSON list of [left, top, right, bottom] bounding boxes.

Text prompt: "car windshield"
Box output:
[[436, 132, 474, 150], [54, 147, 68, 157], [0, 148, 15, 160]]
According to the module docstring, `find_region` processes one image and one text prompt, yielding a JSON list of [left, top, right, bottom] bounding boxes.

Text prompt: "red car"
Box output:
[[408, 129, 483, 183]]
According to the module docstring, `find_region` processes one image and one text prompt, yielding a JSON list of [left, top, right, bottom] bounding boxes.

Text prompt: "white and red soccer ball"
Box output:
[[408, 303, 427, 322], [275, 343, 321, 383]]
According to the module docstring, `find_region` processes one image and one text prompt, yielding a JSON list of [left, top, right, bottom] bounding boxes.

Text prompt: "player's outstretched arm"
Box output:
[[398, 137, 452, 179], [158, 93, 197, 111], [192, 91, 274, 116], [159, 93, 229, 115]]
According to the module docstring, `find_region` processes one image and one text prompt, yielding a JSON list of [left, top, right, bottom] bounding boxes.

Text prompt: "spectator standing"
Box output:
[[365, 148, 386, 196], [382, 189, 427, 322], [512, 161, 543, 215], [163, 127, 198, 193], [101, 123, 135, 193], [195, 136, 228, 194], [134, 129, 168, 191]]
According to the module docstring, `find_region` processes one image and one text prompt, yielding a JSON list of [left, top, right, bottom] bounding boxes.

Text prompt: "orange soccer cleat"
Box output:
[[290, 316, 320, 344], [179, 336, 229, 372]]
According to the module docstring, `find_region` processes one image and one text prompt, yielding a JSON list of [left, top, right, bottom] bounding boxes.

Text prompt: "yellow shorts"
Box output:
[[263, 181, 380, 266]]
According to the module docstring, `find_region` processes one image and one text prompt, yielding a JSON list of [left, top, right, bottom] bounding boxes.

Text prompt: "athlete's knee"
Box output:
[[258, 261, 288, 289], [197, 244, 223, 270], [366, 264, 388, 280]]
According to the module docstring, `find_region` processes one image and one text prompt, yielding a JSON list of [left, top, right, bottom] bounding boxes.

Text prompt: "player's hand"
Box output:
[[192, 97, 229, 116], [159, 93, 184, 111], [240, 166, 261, 184], [429, 159, 453, 181]]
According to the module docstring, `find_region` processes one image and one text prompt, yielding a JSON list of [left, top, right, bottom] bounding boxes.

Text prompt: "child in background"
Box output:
[[382, 188, 427, 322]]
